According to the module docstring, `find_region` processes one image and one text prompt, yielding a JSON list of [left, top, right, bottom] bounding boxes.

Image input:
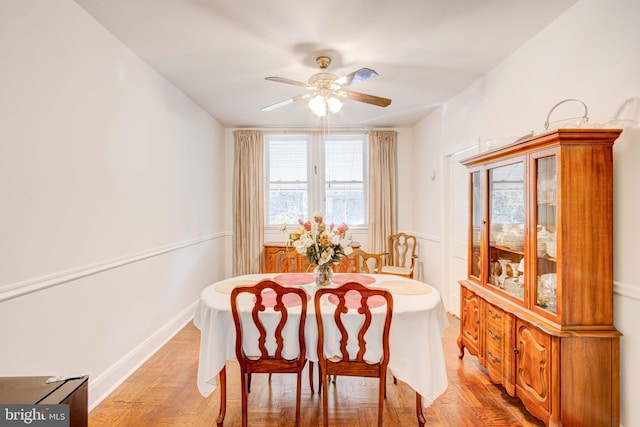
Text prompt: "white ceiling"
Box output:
[[74, 0, 577, 129]]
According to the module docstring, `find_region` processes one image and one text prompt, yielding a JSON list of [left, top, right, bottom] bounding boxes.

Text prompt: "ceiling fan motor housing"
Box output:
[[308, 72, 340, 92]]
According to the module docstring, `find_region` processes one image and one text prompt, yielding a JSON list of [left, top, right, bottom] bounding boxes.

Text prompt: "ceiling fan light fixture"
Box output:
[[309, 95, 327, 117], [309, 94, 342, 117], [327, 96, 343, 114]]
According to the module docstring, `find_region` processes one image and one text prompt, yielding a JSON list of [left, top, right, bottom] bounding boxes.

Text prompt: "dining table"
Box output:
[[194, 272, 449, 426]]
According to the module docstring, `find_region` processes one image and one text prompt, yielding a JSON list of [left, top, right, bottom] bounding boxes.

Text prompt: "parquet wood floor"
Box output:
[[89, 314, 545, 426]]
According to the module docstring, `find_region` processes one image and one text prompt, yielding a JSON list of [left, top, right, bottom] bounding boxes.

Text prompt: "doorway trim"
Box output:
[[440, 138, 479, 315]]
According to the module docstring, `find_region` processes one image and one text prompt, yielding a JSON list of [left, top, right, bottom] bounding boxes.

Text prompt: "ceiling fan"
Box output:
[[262, 56, 392, 116]]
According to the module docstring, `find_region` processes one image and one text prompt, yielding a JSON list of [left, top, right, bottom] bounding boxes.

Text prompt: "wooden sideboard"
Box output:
[[263, 242, 309, 273], [263, 241, 360, 273]]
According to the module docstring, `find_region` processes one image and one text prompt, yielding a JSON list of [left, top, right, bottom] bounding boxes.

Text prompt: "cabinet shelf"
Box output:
[[492, 245, 524, 256]]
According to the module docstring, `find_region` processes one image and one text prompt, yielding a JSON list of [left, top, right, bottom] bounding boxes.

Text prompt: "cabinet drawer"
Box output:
[[485, 339, 503, 380], [485, 303, 504, 327], [486, 322, 504, 347], [484, 301, 507, 384]]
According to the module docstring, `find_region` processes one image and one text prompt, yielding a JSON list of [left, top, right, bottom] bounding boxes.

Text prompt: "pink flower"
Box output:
[[303, 220, 312, 231], [314, 212, 323, 224], [337, 223, 349, 234]]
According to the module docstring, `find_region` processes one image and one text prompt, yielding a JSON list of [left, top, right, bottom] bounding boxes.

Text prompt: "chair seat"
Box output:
[[327, 355, 381, 365], [381, 265, 412, 276]]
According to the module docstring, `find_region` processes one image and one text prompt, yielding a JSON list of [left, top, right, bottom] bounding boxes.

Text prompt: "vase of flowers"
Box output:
[[284, 213, 349, 286], [313, 263, 333, 287]]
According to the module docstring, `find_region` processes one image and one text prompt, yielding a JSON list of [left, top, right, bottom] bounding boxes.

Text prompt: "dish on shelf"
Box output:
[[546, 240, 557, 257], [504, 277, 524, 298]]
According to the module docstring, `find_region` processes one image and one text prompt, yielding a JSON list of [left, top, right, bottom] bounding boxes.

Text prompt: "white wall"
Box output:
[[411, 1, 640, 425], [0, 0, 227, 408], [412, 109, 446, 289]]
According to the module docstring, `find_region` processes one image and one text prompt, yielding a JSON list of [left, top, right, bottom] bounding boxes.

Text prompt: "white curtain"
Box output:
[[233, 130, 264, 275], [368, 130, 398, 254]]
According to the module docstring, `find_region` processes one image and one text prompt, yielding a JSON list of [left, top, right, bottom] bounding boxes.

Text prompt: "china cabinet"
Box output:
[[457, 129, 621, 426]]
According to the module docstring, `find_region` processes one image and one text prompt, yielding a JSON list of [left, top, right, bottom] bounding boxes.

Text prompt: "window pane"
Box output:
[[265, 133, 367, 226], [325, 182, 365, 225], [324, 137, 365, 225], [268, 138, 308, 224], [269, 182, 307, 224], [269, 140, 307, 181], [325, 139, 363, 181]]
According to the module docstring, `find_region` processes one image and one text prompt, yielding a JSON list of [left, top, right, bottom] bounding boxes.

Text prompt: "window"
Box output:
[[265, 132, 367, 227]]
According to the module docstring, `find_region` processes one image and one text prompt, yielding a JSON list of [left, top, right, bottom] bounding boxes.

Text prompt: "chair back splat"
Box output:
[[347, 248, 384, 274], [230, 279, 308, 427], [314, 281, 393, 427]]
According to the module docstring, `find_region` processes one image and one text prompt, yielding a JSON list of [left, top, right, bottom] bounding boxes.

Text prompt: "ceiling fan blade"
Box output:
[[336, 68, 378, 86], [339, 90, 392, 108], [261, 93, 311, 111], [265, 76, 308, 87]]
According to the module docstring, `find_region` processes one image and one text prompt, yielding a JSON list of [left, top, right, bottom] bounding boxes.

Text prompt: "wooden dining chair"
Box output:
[[314, 282, 393, 427], [331, 254, 352, 273], [230, 280, 308, 427], [381, 232, 418, 279], [348, 248, 384, 274]]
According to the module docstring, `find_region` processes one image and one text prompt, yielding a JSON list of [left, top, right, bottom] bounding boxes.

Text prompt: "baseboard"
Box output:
[[87, 300, 198, 411]]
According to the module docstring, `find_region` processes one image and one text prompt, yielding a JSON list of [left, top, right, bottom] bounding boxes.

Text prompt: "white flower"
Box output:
[[330, 233, 341, 245], [293, 234, 313, 255], [318, 248, 335, 265]]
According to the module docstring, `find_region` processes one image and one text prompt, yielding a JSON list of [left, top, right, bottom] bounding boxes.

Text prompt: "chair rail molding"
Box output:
[[615, 280, 640, 301], [0, 233, 224, 302], [413, 232, 442, 244]]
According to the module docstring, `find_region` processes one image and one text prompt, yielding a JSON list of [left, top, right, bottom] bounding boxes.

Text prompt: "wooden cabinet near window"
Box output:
[[263, 242, 311, 273], [263, 241, 361, 273], [457, 129, 621, 427]]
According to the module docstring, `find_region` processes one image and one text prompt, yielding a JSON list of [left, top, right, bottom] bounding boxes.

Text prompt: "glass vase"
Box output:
[[314, 264, 333, 287]]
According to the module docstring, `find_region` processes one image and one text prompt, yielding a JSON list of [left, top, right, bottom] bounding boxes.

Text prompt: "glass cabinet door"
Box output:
[[487, 161, 525, 300], [470, 171, 481, 279], [534, 155, 558, 313]]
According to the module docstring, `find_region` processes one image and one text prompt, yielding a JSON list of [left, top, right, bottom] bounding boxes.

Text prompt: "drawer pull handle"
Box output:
[[487, 328, 501, 340], [487, 308, 502, 319], [487, 350, 501, 363]]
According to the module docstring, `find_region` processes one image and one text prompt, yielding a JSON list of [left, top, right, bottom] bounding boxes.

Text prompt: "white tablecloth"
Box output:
[[194, 273, 449, 407]]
